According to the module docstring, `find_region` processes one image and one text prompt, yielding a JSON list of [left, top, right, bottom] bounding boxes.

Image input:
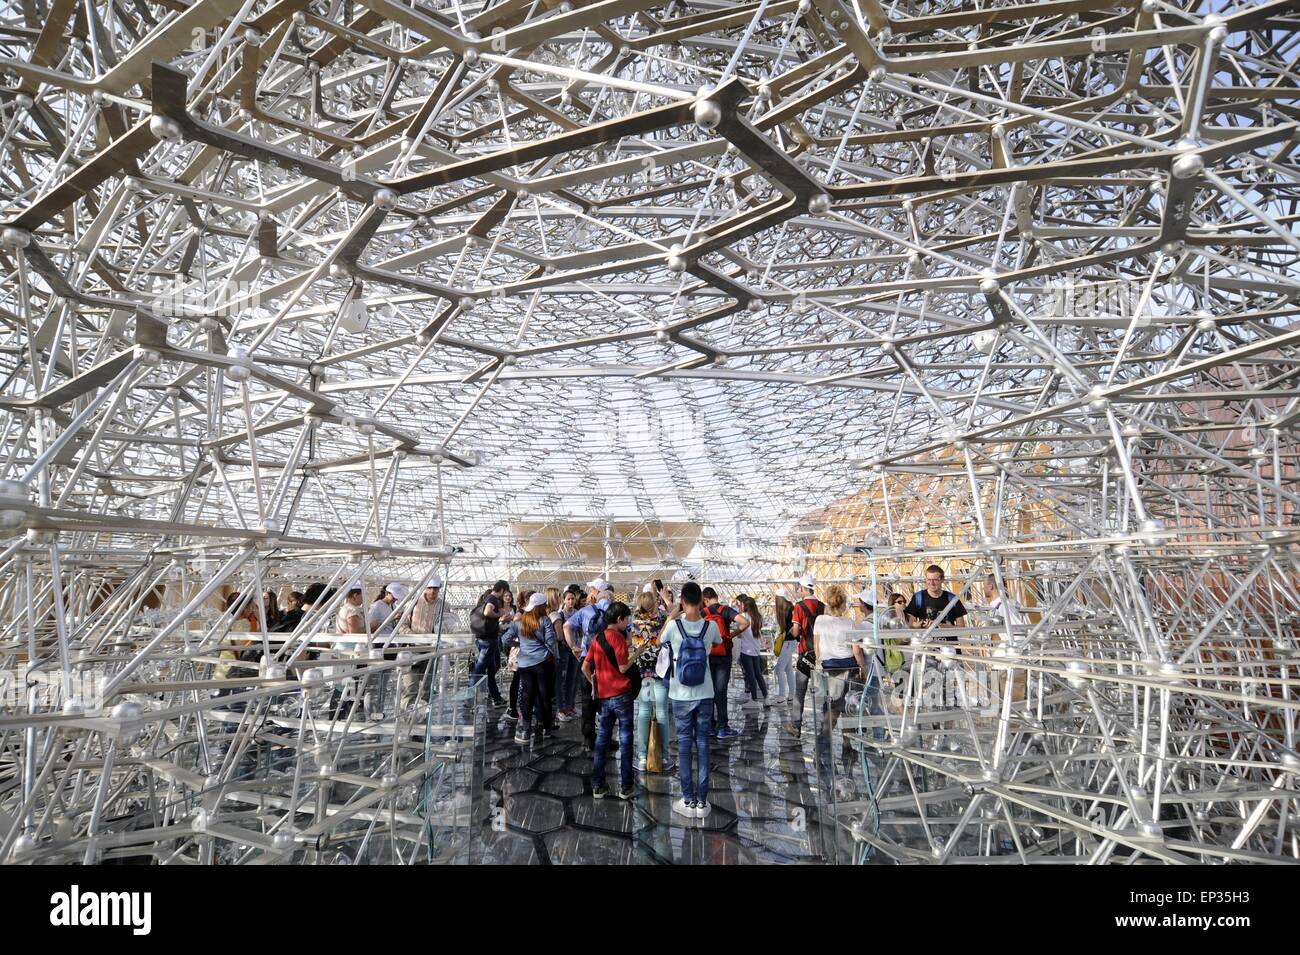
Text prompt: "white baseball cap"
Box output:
[[387, 582, 408, 601], [586, 577, 610, 591], [777, 587, 794, 601], [526, 592, 548, 611], [642, 582, 656, 593], [799, 575, 815, 589], [853, 588, 874, 605], [424, 574, 443, 589]]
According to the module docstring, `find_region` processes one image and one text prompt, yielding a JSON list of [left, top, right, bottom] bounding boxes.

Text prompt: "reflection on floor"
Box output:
[[476, 687, 867, 864]]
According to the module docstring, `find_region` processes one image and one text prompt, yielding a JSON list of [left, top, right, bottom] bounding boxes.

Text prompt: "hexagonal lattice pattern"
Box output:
[[2, 0, 1299, 864]]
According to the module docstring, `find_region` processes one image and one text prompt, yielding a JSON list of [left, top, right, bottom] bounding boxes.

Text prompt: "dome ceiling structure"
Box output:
[[1, 0, 1299, 864]]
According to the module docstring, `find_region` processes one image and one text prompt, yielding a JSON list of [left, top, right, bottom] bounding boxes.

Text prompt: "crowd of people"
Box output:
[[216, 563, 993, 817], [465, 563, 983, 818], [213, 576, 453, 695]]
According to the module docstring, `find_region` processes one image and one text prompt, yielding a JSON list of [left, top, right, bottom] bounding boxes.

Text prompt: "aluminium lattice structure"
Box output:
[[0, 0, 1298, 863]]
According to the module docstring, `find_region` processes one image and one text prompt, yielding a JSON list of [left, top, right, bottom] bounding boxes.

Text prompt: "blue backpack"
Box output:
[[673, 619, 709, 687], [583, 603, 608, 647]]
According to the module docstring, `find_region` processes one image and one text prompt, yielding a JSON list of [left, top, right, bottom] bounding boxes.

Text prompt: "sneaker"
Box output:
[[762, 696, 773, 707], [694, 800, 712, 818], [661, 758, 676, 773], [672, 797, 694, 817], [617, 785, 635, 800], [502, 711, 518, 723], [513, 731, 528, 744], [717, 726, 740, 740], [557, 710, 576, 723], [633, 756, 647, 772], [592, 784, 609, 799]]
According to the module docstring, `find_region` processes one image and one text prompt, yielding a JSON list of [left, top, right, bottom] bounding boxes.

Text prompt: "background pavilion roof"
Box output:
[[0, 0, 1295, 582]]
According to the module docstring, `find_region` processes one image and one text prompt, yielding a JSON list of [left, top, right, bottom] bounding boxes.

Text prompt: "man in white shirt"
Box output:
[[982, 573, 1023, 628], [401, 575, 448, 635], [397, 575, 448, 708], [982, 573, 1026, 706]]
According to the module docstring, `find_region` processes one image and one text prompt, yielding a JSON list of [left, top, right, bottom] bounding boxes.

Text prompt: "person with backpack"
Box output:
[[564, 578, 614, 752], [581, 601, 640, 800], [663, 582, 723, 817], [701, 586, 740, 740], [513, 592, 559, 744], [905, 564, 968, 635], [470, 580, 509, 706], [629, 586, 675, 773], [785, 575, 824, 737]]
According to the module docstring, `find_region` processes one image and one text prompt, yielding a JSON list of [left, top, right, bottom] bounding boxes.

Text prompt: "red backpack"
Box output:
[[793, 598, 825, 656], [703, 603, 731, 657]]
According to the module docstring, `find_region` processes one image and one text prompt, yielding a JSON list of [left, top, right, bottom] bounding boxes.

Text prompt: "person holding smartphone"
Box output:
[[630, 586, 674, 773]]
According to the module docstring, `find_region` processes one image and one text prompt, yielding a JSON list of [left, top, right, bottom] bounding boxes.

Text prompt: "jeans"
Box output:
[[774, 641, 796, 698], [508, 667, 520, 717], [541, 658, 556, 726], [593, 693, 634, 790], [556, 648, 580, 712], [709, 654, 732, 731], [579, 675, 596, 747], [793, 667, 809, 727], [672, 699, 713, 802], [739, 653, 767, 700], [516, 663, 551, 737], [635, 678, 670, 760], [472, 638, 502, 703]]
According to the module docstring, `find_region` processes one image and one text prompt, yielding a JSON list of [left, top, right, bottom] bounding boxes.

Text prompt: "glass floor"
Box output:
[[474, 684, 876, 865]]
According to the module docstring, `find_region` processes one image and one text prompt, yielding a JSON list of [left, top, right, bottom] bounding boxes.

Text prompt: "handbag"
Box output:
[[646, 710, 663, 773], [796, 648, 817, 678], [654, 642, 673, 679]]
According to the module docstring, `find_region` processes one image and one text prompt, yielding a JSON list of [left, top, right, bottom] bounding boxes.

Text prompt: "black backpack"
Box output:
[[469, 594, 491, 638], [595, 631, 641, 698]]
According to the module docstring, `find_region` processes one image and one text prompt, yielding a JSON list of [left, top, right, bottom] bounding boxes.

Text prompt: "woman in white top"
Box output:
[[811, 585, 868, 791], [334, 587, 368, 653], [734, 594, 769, 706], [812, 585, 867, 677]]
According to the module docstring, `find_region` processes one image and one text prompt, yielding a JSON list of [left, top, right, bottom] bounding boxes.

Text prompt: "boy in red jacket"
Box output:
[[582, 601, 640, 799]]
